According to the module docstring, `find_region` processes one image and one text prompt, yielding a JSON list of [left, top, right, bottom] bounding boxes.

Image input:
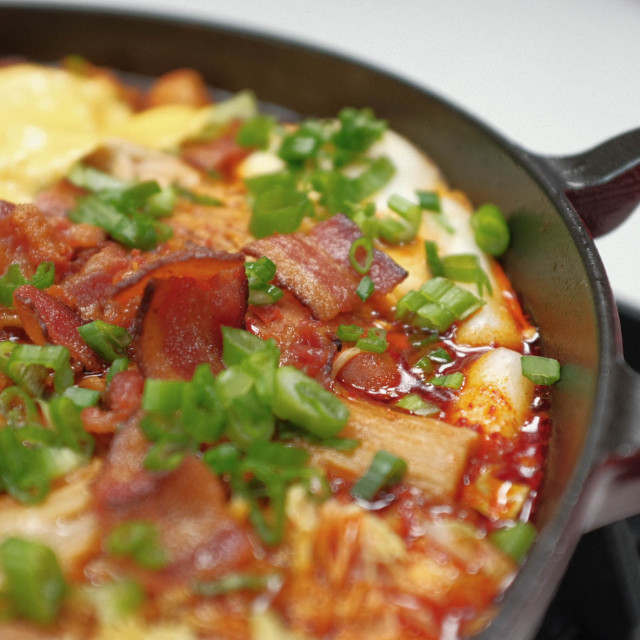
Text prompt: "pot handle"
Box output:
[[543, 128, 640, 237], [585, 359, 640, 531]]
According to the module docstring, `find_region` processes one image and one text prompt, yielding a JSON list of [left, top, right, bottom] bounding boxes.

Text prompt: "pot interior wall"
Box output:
[[0, 5, 607, 635]]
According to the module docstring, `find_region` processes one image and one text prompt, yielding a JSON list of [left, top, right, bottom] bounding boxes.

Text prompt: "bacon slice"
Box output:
[[13, 284, 102, 371], [0, 202, 73, 277], [244, 214, 407, 321], [134, 265, 247, 379], [246, 290, 338, 380]]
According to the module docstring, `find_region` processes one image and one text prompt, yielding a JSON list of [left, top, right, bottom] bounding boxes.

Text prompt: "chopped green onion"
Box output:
[[193, 572, 278, 597], [250, 185, 310, 238], [106, 521, 168, 570], [414, 301, 456, 333], [245, 171, 298, 197], [224, 394, 275, 451], [0, 538, 67, 624], [471, 203, 510, 256], [203, 443, 242, 475], [436, 285, 485, 320], [376, 194, 421, 245], [0, 262, 55, 307], [272, 366, 349, 438], [333, 107, 387, 153], [441, 253, 493, 297], [356, 327, 388, 353], [106, 357, 129, 385], [222, 327, 278, 367], [413, 356, 434, 374], [175, 185, 223, 206], [349, 237, 374, 275], [351, 450, 407, 501], [46, 395, 94, 456], [6, 344, 73, 395], [490, 522, 536, 562], [388, 194, 420, 222], [521, 355, 561, 385], [416, 190, 441, 213], [62, 385, 101, 409], [337, 324, 365, 342], [68, 163, 127, 191], [77, 320, 132, 362], [409, 332, 439, 348], [247, 441, 309, 469], [0, 428, 51, 504], [0, 386, 38, 425], [430, 372, 464, 389], [245, 257, 283, 306], [278, 125, 323, 164], [425, 240, 443, 277], [235, 114, 275, 149], [428, 347, 452, 363], [395, 394, 439, 416], [356, 275, 375, 301]]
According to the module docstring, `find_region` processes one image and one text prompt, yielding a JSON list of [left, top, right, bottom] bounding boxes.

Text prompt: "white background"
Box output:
[[8, 0, 640, 308]]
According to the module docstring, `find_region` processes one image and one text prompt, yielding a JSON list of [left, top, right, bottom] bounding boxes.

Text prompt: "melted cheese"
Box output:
[[0, 65, 211, 203]]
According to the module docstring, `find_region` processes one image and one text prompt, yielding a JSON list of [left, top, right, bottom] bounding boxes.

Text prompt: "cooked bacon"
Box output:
[[81, 369, 144, 434], [134, 264, 247, 379], [13, 284, 102, 371], [95, 450, 254, 588], [182, 131, 251, 181], [52, 243, 131, 322], [246, 290, 338, 380], [244, 214, 407, 321], [0, 202, 73, 277]]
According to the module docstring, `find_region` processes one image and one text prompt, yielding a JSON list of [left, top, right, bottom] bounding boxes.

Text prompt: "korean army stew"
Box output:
[[0, 59, 559, 640]]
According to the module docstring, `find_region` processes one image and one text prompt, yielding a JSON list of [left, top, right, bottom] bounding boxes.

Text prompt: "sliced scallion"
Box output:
[[356, 275, 375, 301], [355, 327, 388, 353], [521, 355, 561, 385], [337, 324, 365, 342], [471, 203, 510, 256], [351, 450, 407, 501], [77, 320, 132, 362], [250, 185, 310, 238], [106, 521, 168, 570], [395, 394, 439, 416], [429, 372, 464, 389], [416, 190, 441, 213], [349, 237, 374, 275], [0, 538, 67, 624]]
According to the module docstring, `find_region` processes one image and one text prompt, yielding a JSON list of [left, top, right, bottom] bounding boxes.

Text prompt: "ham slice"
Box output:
[[244, 214, 406, 321]]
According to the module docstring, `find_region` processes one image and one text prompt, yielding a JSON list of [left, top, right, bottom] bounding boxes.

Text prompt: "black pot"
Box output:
[[0, 5, 639, 638]]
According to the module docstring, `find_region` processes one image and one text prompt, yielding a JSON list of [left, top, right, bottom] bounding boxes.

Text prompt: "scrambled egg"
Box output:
[[0, 64, 211, 203]]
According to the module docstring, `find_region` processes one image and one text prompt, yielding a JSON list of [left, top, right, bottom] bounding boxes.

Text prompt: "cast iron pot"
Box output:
[[0, 5, 639, 639]]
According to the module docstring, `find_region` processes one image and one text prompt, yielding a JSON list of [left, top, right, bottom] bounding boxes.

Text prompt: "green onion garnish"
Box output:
[[429, 372, 464, 389], [356, 327, 388, 354], [333, 107, 386, 153], [471, 203, 510, 256], [0, 262, 55, 307], [0, 538, 67, 624], [349, 237, 374, 275], [425, 240, 444, 277], [4, 343, 73, 395], [193, 572, 278, 597], [203, 443, 242, 475], [245, 257, 284, 305], [428, 347, 452, 363], [521, 355, 561, 385], [413, 356, 434, 374], [337, 324, 365, 342], [351, 450, 407, 501], [250, 185, 310, 238], [416, 190, 441, 212], [356, 275, 375, 301], [272, 366, 349, 438], [175, 186, 223, 206], [106, 357, 129, 385], [106, 521, 168, 570], [0, 386, 38, 426], [235, 114, 275, 149], [441, 254, 493, 297], [61, 385, 101, 409], [395, 394, 439, 416], [489, 522, 536, 562], [77, 320, 132, 362]]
